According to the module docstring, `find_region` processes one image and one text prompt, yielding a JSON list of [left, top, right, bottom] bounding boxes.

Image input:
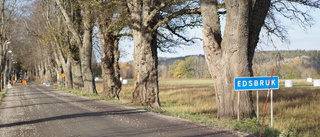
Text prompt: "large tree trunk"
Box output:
[[132, 30, 142, 105], [77, 1, 97, 94], [132, 31, 160, 108], [99, 30, 122, 99], [0, 0, 6, 74], [39, 62, 46, 83], [96, 0, 124, 99], [43, 60, 51, 83], [128, 0, 161, 109], [56, 48, 73, 89], [53, 50, 63, 87], [80, 28, 97, 94], [64, 57, 73, 89], [201, 0, 257, 119], [248, 0, 271, 74], [130, 0, 142, 103], [71, 58, 83, 90]]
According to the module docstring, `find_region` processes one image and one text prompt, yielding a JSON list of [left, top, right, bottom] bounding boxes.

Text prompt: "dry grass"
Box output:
[[254, 88, 320, 136], [160, 84, 216, 115], [96, 79, 320, 136]]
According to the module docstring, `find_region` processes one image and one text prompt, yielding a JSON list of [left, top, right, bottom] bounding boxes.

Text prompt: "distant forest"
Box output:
[[99, 50, 320, 79]]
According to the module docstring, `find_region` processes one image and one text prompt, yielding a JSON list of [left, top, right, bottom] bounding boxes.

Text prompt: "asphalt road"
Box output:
[[0, 84, 246, 137]]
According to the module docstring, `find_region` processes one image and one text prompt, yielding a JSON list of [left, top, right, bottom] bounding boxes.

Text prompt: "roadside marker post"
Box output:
[[256, 90, 259, 120], [237, 91, 240, 121], [234, 76, 279, 125], [271, 89, 273, 127]]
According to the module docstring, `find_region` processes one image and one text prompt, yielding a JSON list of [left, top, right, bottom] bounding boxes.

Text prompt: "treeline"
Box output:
[[253, 50, 320, 79], [162, 55, 210, 78], [116, 55, 210, 79], [116, 50, 320, 79], [254, 50, 320, 65]]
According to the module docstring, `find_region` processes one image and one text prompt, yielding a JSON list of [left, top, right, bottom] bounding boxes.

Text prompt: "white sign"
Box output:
[[7, 84, 12, 88], [313, 80, 320, 87], [94, 77, 99, 81], [284, 80, 293, 87], [122, 80, 128, 84]]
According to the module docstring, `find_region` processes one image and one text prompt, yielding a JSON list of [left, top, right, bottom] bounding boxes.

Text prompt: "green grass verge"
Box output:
[[156, 110, 280, 136], [0, 87, 8, 101], [52, 86, 130, 104]]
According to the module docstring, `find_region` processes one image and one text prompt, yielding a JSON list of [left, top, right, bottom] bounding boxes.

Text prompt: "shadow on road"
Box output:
[[0, 109, 147, 128]]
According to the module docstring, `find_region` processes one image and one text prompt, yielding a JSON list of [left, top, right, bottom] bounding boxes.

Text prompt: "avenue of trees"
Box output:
[[1, 0, 319, 120]]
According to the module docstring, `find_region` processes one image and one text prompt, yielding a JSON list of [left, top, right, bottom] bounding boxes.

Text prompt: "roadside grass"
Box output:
[[53, 85, 129, 104], [255, 88, 320, 136], [112, 79, 320, 137], [97, 79, 280, 136], [52, 79, 319, 136], [0, 87, 8, 101]]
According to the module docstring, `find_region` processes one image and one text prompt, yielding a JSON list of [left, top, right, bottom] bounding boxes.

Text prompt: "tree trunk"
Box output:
[[99, 30, 122, 99], [39, 62, 46, 83], [80, 28, 97, 94], [201, 0, 256, 119], [54, 59, 63, 87], [248, 0, 271, 74], [43, 61, 51, 83], [128, 0, 161, 109], [53, 50, 63, 87], [64, 57, 73, 89], [132, 31, 160, 108], [56, 48, 73, 89], [71, 58, 83, 90]]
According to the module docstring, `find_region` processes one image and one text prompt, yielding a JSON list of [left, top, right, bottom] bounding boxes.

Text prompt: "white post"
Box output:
[[271, 89, 273, 127], [257, 90, 259, 120], [238, 91, 240, 121]]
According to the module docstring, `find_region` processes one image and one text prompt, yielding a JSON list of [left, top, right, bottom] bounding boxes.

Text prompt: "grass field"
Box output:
[[96, 79, 320, 136]]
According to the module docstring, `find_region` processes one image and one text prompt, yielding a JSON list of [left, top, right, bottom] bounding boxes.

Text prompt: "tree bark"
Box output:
[[99, 30, 122, 99], [71, 58, 83, 90], [55, 47, 72, 89], [200, 0, 262, 119], [248, 0, 271, 74], [64, 57, 73, 89], [80, 1, 97, 94], [128, 0, 161, 109], [80, 28, 97, 94], [53, 48, 63, 87]]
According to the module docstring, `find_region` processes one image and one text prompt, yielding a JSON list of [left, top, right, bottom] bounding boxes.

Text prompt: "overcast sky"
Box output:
[[119, 8, 320, 62]]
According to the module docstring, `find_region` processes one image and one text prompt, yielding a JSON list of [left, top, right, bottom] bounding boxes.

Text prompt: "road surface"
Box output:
[[0, 84, 247, 137]]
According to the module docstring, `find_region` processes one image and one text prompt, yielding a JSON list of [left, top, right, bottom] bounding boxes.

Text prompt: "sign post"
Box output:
[[256, 91, 259, 120], [234, 76, 279, 124], [271, 89, 273, 127], [238, 91, 240, 121]]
